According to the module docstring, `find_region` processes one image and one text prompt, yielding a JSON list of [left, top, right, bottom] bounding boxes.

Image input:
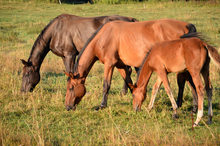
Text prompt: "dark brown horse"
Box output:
[[20, 14, 137, 92], [132, 37, 220, 127], [64, 19, 198, 111]]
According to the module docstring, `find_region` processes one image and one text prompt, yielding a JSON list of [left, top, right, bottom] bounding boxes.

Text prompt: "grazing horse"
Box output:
[[64, 19, 198, 111], [20, 14, 138, 92], [132, 37, 220, 127]]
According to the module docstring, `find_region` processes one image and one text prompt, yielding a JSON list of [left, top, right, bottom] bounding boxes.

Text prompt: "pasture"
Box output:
[[0, 0, 220, 145]]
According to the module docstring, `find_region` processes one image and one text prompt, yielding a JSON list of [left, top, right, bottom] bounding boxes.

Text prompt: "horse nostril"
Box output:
[[30, 88, 33, 92], [66, 106, 72, 111]]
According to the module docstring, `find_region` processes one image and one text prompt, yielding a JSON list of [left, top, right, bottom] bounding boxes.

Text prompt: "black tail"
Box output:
[[186, 23, 197, 33]]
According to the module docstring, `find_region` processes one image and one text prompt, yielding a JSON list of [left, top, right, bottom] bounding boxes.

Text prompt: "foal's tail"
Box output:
[[204, 44, 220, 67]]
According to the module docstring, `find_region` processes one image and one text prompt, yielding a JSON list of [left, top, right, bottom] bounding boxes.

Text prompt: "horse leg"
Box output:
[[148, 77, 162, 111], [157, 70, 178, 119], [121, 66, 132, 95], [176, 73, 187, 108], [187, 74, 198, 113], [201, 57, 213, 124], [62, 54, 76, 73], [116, 64, 133, 93], [96, 64, 114, 110], [177, 72, 198, 113], [189, 73, 204, 127]]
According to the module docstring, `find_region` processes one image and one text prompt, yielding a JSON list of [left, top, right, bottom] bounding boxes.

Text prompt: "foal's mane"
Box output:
[[138, 48, 152, 76], [74, 23, 105, 73]]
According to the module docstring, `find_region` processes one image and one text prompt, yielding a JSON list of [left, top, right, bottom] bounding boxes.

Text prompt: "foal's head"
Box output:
[[21, 59, 40, 92], [130, 84, 146, 111], [65, 72, 86, 111]]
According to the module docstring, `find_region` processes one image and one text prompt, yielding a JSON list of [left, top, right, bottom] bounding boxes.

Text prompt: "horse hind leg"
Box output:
[[190, 73, 205, 127], [177, 72, 198, 113], [201, 57, 213, 124], [176, 73, 187, 108]]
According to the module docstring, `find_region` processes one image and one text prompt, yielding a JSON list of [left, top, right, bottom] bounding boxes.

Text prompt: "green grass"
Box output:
[[0, 1, 220, 145]]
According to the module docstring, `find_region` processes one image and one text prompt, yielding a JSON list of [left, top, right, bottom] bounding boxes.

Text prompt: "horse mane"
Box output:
[[138, 48, 152, 76], [74, 23, 105, 73], [28, 15, 65, 62]]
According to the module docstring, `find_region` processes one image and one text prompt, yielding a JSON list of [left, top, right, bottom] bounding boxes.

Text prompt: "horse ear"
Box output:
[[69, 72, 75, 79], [128, 83, 137, 92], [21, 59, 32, 66], [64, 71, 75, 79]]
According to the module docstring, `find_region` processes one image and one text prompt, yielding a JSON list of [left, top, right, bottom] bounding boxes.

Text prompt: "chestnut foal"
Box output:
[[132, 37, 220, 127]]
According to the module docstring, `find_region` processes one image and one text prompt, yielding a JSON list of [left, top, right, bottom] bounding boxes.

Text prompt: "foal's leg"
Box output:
[[121, 66, 132, 95], [190, 73, 204, 127], [148, 77, 162, 111], [97, 64, 114, 110], [157, 70, 178, 118], [201, 57, 213, 124]]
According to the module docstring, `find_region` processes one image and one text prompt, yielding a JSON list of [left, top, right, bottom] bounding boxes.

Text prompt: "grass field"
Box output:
[[0, 0, 220, 145]]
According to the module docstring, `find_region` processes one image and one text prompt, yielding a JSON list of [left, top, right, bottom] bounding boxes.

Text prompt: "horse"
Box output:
[[64, 19, 198, 111], [20, 14, 138, 92], [131, 37, 220, 127]]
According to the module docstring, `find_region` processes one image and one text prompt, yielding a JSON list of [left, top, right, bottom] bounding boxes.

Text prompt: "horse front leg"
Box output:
[[148, 77, 162, 111], [96, 64, 114, 110], [116, 64, 133, 93], [121, 66, 132, 95], [157, 70, 179, 119]]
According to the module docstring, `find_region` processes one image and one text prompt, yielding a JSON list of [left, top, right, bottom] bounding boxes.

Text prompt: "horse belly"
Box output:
[[118, 49, 146, 67], [165, 58, 186, 73]]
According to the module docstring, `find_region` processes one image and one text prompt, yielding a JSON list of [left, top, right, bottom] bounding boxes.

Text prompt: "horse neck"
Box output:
[[136, 63, 153, 93], [28, 39, 50, 71], [76, 46, 97, 81]]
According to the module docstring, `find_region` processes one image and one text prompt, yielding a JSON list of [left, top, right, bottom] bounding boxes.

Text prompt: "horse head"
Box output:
[[129, 83, 145, 112], [64, 72, 86, 111], [21, 59, 40, 92]]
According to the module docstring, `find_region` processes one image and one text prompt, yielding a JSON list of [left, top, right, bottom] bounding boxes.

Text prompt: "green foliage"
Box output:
[[0, 0, 220, 145]]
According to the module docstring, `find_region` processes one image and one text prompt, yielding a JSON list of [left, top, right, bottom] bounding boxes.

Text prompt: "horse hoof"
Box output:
[[95, 105, 106, 111], [120, 89, 128, 96], [172, 114, 179, 119], [193, 123, 199, 127], [192, 106, 198, 113], [206, 120, 212, 125]]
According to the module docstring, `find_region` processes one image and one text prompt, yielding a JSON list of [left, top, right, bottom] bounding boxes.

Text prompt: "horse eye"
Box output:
[[69, 87, 74, 91]]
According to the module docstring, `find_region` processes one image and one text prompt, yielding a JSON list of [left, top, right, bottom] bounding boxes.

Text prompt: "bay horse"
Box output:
[[20, 14, 137, 92], [64, 19, 198, 111], [132, 37, 220, 127]]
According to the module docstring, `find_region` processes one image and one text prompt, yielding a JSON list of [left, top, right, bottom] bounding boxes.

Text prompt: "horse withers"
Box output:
[[132, 36, 220, 127], [20, 14, 138, 92], [64, 19, 198, 111]]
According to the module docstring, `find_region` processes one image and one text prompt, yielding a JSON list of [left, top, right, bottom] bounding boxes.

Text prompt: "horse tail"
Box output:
[[74, 23, 105, 72], [179, 23, 197, 39], [205, 44, 220, 67], [186, 23, 197, 33]]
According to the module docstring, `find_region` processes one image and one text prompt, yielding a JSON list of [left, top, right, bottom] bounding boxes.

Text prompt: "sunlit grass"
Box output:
[[0, 1, 219, 145]]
